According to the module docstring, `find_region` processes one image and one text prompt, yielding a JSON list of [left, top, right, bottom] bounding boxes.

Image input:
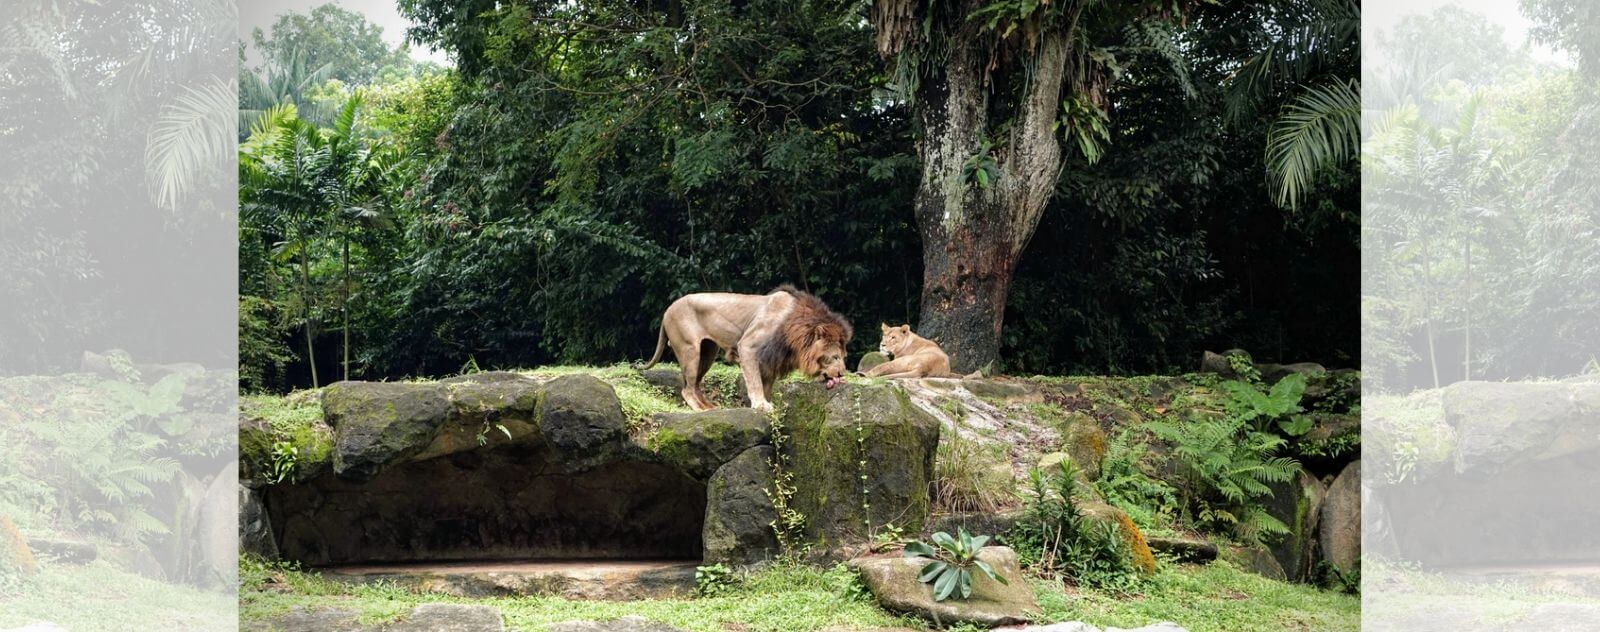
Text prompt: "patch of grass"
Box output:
[[240, 558, 921, 632], [934, 432, 1016, 513], [522, 363, 750, 436], [0, 561, 234, 631], [1037, 561, 1361, 632]]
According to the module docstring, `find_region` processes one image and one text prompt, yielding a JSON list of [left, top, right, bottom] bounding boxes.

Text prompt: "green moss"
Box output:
[[241, 393, 334, 481]]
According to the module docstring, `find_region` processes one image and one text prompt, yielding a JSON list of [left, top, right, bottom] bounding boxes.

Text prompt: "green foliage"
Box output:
[[1147, 414, 1300, 545], [904, 528, 1008, 602], [1007, 460, 1143, 592], [695, 563, 737, 597], [1221, 374, 1310, 436]]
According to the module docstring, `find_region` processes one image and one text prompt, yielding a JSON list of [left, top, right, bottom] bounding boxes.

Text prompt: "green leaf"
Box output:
[[904, 541, 937, 559], [973, 559, 1008, 585], [933, 567, 960, 601], [918, 560, 948, 583]]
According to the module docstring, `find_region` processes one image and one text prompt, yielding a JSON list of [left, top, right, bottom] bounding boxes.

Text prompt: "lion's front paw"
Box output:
[[751, 401, 775, 413]]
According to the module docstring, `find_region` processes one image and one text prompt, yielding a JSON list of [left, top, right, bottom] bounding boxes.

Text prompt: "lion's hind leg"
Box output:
[[676, 339, 718, 411]]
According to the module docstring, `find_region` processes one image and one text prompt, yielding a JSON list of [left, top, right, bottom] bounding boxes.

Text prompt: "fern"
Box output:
[[1148, 414, 1300, 546]]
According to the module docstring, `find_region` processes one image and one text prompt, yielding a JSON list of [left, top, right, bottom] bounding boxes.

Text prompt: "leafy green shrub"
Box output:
[[904, 528, 1008, 602], [1006, 460, 1142, 592], [695, 563, 736, 597], [933, 433, 1015, 513], [1147, 414, 1300, 545]]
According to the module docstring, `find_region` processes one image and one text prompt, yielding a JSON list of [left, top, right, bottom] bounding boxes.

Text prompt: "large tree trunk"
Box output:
[[912, 28, 1069, 373]]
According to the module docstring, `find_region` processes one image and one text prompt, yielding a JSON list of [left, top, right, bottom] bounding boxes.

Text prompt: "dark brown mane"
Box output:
[[755, 284, 853, 378]]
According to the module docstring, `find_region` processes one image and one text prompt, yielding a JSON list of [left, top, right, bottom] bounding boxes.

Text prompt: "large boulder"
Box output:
[[196, 463, 239, 587], [536, 375, 629, 471], [1263, 470, 1327, 582], [702, 446, 780, 566], [648, 409, 769, 480], [1445, 381, 1593, 473], [779, 382, 941, 549], [1199, 349, 1253, 380], [1257, 362, 1326, 385], [323, 381, 451, 481], [850, 546, 1038, 627], [1319, 460, 1361, 575]]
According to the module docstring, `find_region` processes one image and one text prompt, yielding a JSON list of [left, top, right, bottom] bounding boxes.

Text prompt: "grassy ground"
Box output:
[[239, 557, 1358, 632], [0, 561, 235, 631]]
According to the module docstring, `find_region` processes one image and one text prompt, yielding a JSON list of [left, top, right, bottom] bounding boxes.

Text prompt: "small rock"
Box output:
[[239, 485, 277, 560], [1222, 544, 1286, 581], [1145, 536, 1217, 564], [388, 604, 504, 631], [850, 546, 1039, 627], [638, 369, 684, 392], [858, 352, 891, 373], [547, 616, 687, 632], [1199, 349, 1252, 379], [1258, 362, 1326, 385]]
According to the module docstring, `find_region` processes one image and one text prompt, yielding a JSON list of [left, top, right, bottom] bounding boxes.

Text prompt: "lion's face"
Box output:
[[878, 324, 912, 357], [804, 339, 850, 382]]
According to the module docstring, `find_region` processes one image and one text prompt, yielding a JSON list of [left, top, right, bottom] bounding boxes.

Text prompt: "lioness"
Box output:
[[863, 323, 956, 378], [640, 285, 852, 412]]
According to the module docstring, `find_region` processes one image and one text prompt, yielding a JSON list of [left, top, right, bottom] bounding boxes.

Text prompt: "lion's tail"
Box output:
[[635, 326, 668, 370]]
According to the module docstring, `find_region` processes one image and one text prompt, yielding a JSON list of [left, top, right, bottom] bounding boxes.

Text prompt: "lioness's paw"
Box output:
[[752, 401, 775, 413]]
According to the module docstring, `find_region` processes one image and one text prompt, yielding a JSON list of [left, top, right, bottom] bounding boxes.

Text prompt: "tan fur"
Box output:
[[863, 323, 958, 378], [640, 285, 851, 412]]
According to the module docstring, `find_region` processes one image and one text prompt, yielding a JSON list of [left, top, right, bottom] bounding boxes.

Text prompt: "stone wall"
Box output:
[[243, 372, 940, 567]]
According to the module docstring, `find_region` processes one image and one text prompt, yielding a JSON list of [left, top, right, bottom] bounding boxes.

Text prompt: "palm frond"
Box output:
[[1265, 77, 1359, 209], [145, 76, 237, 212]]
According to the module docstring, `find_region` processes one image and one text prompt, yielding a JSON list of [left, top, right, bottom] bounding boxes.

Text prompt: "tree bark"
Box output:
[[912, 27, 1069, 373]]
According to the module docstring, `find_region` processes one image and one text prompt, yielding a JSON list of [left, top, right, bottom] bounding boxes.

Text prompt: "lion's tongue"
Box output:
[[825, 377, 841, 389]]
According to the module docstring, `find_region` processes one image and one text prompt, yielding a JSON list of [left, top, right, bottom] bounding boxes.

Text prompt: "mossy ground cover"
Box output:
[[0, 561, 234, 630], [238, 556, 1359, 631]]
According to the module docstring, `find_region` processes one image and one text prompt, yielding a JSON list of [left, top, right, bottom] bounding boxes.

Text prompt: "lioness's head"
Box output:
[[878, 323, 913, 357]]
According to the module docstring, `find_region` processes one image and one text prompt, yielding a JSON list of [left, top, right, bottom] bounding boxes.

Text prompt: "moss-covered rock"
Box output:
[[323, 381, 451, 481], [1263, 470, 1327, 582], [1445, 381, 1587, 474], [1080, 501, 1156, 575], [857, 352, 890, 374], [240, 394, 334, 486], [1053, 411, 1108, 481], [0, 514, 37, 588], [648, 409, 769, 480], [778, 381, 940, 549], [1146, 535, 1218, 564], [702, 446, 779, 566]]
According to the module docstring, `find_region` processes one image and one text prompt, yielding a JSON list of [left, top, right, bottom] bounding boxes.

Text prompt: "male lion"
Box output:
[[640, 285, 852, 412], [862, 323, 959, 378]]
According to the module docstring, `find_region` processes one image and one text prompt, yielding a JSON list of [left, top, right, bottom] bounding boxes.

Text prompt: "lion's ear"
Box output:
[[900, 324, 911, 333], [880, 323, 890, 331]]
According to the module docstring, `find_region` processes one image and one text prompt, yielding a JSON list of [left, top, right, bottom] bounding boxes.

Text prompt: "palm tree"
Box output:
[[1223, 0, 1360, 210], [238, 94, 394, 385]]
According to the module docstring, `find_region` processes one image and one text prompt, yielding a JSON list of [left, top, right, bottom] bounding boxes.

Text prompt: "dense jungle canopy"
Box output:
[[234, 0, 1365, 392]]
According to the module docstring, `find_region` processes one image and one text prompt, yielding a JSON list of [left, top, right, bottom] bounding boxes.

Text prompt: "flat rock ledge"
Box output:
[[850, 546, 1038, 627]]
